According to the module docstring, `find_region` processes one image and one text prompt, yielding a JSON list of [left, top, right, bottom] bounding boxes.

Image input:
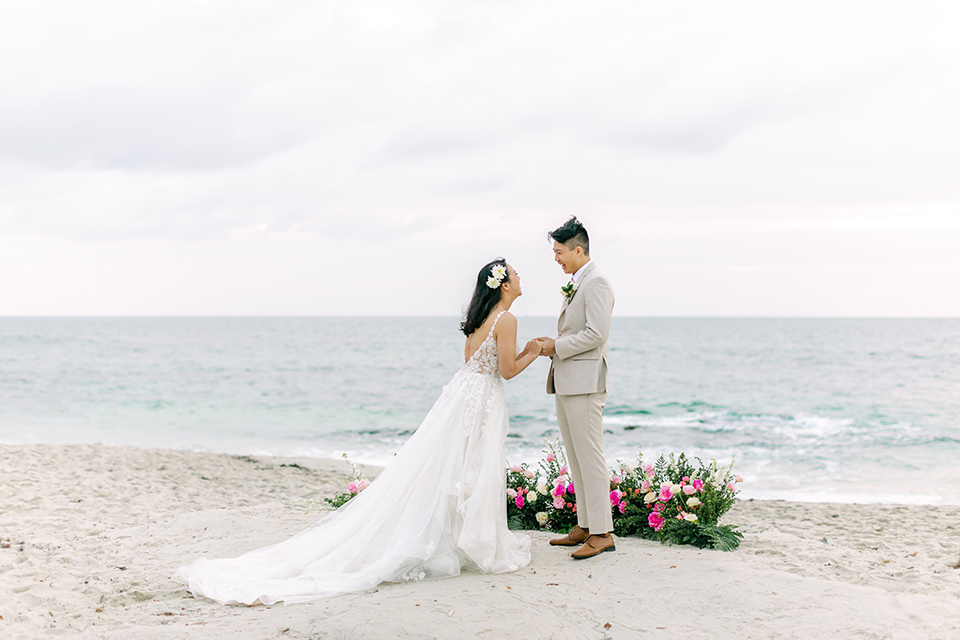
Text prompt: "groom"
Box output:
[[538, 217, 616, 560]]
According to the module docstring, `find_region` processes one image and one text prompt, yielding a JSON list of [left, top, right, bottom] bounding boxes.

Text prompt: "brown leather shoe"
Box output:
[[571, 534, 616, 559], [549, 525, 589, 546]]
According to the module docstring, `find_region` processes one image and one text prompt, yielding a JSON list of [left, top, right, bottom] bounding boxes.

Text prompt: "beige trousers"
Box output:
[[555, 391, 612, 534]]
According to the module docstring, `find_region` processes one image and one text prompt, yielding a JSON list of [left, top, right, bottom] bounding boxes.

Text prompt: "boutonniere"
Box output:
[[561, 279, 579, 301]]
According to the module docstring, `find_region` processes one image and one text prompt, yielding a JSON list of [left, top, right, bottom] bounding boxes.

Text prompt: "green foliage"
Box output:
[[323, 493, 355, 509], [701, 525, 744, 552]]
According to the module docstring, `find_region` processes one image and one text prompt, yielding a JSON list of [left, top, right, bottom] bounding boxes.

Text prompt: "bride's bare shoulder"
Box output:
[[494, 311, 516, 332]]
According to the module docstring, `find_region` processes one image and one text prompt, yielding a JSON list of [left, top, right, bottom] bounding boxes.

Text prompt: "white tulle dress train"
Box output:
[[175, 313, 531, 605]]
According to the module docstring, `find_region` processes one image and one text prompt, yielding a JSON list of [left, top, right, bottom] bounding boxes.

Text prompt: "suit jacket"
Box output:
[[546, 261, 615, 395]]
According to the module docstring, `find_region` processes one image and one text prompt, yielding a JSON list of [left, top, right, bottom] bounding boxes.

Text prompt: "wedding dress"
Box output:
[[175, 311, 531, 605]]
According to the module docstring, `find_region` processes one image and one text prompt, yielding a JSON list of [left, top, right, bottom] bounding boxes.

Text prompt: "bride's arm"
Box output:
[[495, 313, 542, 380]]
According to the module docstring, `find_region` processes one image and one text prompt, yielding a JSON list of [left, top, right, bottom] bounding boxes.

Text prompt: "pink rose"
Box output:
[[692, 479, 704, 491], [682, 476, 690, 482], [356, 480, 369, 492], [736, 474, 744, 483], [643, 464, 655, 478], [553, 483, 566, 497], [610, 490, 621, 506], [727, 481, 736, 492], [347, 482, 357, 493], [611, 476, 622, 485], [658, 486, 673, 501], [553, 496, 566, 509], [654, 502, 666, 513], [683, 485, 696, 495], [510, 465, 522, 473], [524, 469, 536, 479], [560, 465, 569, 475], [640, 479, 651, 493], [507, 488, 517, 499], [515, 495, 525, 509], [567, 483, 575, 495], [647, 512, 664, 532], [618, 502, 626, 514], [546, 453, 555, 462]]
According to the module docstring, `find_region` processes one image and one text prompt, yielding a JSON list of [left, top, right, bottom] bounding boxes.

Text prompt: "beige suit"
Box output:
[[547, 261, 614, 533]]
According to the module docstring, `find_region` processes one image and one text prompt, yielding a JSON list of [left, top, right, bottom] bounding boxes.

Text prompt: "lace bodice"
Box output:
[[462, 311, 505, 377]]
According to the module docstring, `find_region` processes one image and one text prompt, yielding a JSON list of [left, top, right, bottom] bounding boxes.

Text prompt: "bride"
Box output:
[[176, 259, 543, 605]]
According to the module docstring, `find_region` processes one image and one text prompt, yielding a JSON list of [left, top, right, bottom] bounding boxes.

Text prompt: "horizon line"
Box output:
[[2, 315, 958, 320]]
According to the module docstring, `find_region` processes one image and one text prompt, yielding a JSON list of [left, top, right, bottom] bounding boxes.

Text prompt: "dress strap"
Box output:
[[487, 310, 506, 338]]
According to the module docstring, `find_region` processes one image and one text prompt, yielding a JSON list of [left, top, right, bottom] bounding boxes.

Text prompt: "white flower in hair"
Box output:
[[491, 264, 507, 280], [486, 275, 501, 289]]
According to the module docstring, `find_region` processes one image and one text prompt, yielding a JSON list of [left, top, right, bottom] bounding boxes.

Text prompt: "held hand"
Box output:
[[525, 338, 544, 356], [536, 336, 557, 357]]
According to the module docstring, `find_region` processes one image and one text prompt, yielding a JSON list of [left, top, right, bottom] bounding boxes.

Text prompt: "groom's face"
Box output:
[[552, 240, 583, 274]]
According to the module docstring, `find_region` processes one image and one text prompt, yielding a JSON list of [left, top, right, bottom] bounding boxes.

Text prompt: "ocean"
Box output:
[[1, 317, 958, 505]]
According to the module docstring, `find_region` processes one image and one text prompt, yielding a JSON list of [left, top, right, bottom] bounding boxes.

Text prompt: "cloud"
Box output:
[[0, 85, 305, 171], [1, 0, 959, 314], [377, 128, 500, 162]]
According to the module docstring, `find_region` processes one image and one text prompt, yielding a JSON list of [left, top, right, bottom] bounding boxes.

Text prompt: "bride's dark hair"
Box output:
[[460, 258, 510, 336]]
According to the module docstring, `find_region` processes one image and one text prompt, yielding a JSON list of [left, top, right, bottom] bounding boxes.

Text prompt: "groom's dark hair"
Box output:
[[549, 217, 589, 255]]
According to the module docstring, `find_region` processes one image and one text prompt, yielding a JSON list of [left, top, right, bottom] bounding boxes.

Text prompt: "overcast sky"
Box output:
[[1, 0, 958, 317]]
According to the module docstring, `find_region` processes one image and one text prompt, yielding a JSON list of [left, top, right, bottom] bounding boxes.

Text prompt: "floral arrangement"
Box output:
[[502, 441, 742, 550], [608, 449, 743, 550], [323, 442, 743, 551], [323, 453, 371, 509]]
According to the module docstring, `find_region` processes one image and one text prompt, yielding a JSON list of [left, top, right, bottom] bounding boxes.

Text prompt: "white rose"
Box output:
[[683, 512, 698, 522], [537, 482, 549, 495], [536, 512, 549, 525], [686, 497, 701, 507], [506, 488, 517, 499], [644, 491, 657, 503], [527, 491, 538, 503], [523, 469, 535, 479], [670, 484, 682, 496]]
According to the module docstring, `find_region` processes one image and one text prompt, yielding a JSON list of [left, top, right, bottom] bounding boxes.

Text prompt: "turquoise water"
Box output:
[[1, 317, 958, 504]]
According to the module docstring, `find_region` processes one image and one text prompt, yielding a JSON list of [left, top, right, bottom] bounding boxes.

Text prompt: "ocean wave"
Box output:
[[601, 410, 926, 446]]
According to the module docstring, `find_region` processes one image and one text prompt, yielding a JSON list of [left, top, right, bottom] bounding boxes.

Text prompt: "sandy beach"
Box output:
[[1, 444, 958, 640]]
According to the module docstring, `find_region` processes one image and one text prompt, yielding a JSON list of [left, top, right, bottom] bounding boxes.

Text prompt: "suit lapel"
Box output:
[[558, 262, 597, 326], [562, 263, 596, 310]]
